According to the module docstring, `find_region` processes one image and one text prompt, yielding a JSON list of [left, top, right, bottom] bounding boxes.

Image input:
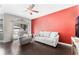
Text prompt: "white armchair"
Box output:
[[34, 31, 59, 47], [13, 28, 32, 45]]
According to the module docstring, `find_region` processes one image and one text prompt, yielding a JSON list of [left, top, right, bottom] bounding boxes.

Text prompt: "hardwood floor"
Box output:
[[0, 41, 74, 55]]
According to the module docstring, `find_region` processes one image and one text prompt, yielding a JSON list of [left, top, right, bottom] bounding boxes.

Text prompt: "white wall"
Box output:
[[0, 5, 4, 19], [3, 13, 31, 42], [0, 7, 2, 19], [0, 15, 2, 19], [3, 14, 14, 42], [28, 20, 31, 34]]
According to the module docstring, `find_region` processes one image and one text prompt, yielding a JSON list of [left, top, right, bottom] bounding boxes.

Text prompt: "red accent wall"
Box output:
[[32, 6, 78, 44]]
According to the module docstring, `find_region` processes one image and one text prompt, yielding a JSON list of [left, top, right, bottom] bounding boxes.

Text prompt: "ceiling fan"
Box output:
[[25, 4, 39, 15]]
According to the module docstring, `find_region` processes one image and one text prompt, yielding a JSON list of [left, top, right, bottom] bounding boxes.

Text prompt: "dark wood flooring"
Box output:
[[0, 41, 74, 55]]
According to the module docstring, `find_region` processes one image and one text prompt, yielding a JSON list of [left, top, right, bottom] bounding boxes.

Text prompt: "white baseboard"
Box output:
[[58, 42, 72, 47]]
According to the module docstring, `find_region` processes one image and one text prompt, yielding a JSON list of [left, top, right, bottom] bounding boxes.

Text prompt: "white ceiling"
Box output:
[[0, 4, 75, 20]]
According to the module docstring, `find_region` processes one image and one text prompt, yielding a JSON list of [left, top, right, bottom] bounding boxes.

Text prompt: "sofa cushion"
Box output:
[[50, 32, 58, 38], [39, 31, 51, 37]]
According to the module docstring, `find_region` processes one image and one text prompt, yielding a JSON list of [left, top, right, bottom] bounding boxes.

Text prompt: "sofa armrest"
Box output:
[[56, 35, 59, 41], [56, 35, 59, 39], [53, 35, 59, 46], [49, 35, 59, 47], [53, 35, 59, 40]]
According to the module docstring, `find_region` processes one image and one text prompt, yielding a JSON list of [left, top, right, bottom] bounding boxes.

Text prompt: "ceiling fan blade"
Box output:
[[31, 4, 35, 8], [27, 4, 35, 10], [32, 10, 39, 13], [25, 4, 39, 15]]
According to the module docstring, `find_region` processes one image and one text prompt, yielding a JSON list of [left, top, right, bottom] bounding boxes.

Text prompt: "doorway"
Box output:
[[76, 16, 79, 37]]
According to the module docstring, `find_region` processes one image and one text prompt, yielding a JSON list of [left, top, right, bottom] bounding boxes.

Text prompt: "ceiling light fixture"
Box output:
[[25, 4, 39, 15]]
